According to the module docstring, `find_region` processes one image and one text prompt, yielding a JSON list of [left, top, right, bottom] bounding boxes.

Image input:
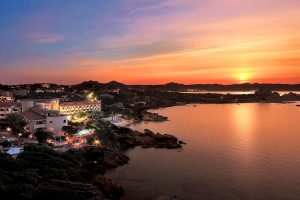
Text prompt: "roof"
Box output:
[[21, 99, 59, 104], [22, 106, 47, 120], [34, 99, 59, 103], [22, 106, 65, 120]]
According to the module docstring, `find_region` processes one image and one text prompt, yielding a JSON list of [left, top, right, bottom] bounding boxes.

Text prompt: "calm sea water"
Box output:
[[107, 103, 300, 200], [180, 91, 300, 95]]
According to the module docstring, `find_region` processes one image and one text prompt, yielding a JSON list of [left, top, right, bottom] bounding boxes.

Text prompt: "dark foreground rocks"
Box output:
[[94, 176, 124, 198], [141, 111, 168, 121], [157, 195, 180, 200], [115, 127, 183, 150]]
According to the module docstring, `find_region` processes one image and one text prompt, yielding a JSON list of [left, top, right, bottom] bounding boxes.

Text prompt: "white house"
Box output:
[[0, 102, 22, 119], [22, 106, 68, 136]]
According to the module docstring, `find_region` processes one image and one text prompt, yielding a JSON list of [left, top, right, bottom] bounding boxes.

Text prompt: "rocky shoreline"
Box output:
[[83, 120, 184, 199], [141, 111, 168, 122]]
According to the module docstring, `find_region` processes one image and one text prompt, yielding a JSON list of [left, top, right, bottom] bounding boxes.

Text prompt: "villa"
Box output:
[[22, 106, 68, 136]]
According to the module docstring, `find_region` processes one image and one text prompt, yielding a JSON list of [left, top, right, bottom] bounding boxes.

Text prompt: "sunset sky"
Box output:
[[0, 0, 300, 84]]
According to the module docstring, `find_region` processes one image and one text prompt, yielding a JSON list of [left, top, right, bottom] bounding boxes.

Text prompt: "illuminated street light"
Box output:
[[6, 127, 11, 132], [94, 139, 100, 146]]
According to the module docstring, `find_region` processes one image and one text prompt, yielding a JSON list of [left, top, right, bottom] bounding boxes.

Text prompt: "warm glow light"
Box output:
[[238, 73, 249, 83], [94, 139, 100, 146], [1, 1, 300, 84]]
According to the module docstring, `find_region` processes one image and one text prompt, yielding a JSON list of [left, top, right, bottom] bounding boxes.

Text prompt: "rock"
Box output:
[[144, 129, 155, 136], [157, 195, 180, 200], [102, 149, 129, 168], [141, 111, 168, 121], [94, 176, 124, 198], [178, 140, 186, 145], [49, 179, 104, 200]]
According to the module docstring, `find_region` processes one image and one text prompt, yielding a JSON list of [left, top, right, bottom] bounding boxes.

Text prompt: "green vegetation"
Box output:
[[6, 114, 27, 135], [0, 144, 125, 200], [34, 130, 53, 143]]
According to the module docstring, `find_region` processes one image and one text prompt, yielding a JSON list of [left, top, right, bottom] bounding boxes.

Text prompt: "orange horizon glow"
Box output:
[[1, 0, 300, 85]]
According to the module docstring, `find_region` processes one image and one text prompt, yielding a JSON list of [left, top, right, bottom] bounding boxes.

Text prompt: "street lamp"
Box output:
[[94, 139, 100, 146]]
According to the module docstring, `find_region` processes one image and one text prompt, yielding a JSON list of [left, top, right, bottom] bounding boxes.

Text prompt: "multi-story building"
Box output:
[[34, 99, 60, 110], [19, 99, 101, 116], [0, 91, 14, 102], [0, 102, 22, 119], [22, 106, 68, 136], [59, 100, 101, 115]]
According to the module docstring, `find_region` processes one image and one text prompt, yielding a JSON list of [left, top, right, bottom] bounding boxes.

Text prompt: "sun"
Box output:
[[234, 71, 251, 83], [238, 73, 249, 83]]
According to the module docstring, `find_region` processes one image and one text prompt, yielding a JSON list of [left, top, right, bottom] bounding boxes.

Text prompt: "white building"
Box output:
[[22, 106, 68, 136], [20, 99, 101, 117], [0, 91, 14, 102], [0, 102, 22, 119]]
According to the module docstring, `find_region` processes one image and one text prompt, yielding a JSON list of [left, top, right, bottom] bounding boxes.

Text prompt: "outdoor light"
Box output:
[[94, 139, 100, 146], [6, 127, 11, 132]]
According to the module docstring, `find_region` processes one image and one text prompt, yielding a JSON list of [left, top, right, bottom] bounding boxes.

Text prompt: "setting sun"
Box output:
[[237, 73, 250, 83]]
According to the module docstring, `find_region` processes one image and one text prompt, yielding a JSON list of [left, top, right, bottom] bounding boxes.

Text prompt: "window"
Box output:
[[50, 121, 53, 123], [63, 120, 66, 123]]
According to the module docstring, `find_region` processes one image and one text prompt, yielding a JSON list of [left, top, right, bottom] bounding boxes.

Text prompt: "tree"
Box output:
[[0, 140, 12, 148], [6, 114, 27, 135], [34, 130, 53, 143], [62, 126, 77, 135]]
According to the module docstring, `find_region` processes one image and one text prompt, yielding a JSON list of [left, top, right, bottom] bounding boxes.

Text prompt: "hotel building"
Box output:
[[19, 99, 101, 116], [22, 106, 68, 136], [59, 100, 101, 115]]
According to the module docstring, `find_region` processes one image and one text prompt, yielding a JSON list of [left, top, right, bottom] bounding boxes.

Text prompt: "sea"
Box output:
[[107, 100, 300, 200]]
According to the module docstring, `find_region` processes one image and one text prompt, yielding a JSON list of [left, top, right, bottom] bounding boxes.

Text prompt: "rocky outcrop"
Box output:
[[156, 195, 180, 200], [94, 176, 124, 198], [116, 128, 183, 150], [102, 149, 130, 168], [141, 111, 168, 121], [47, 180, 104, 200]]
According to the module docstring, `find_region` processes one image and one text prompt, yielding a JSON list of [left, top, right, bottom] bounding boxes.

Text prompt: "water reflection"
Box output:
[[108, 103, 300, 200], [232, 104, 255, 137]]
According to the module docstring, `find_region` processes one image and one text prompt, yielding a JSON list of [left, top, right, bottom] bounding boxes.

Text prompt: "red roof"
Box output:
[[22, 106, 47, 120]]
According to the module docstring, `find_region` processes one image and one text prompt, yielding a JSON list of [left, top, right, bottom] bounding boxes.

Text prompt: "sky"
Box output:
[[0, 0, 300, 84]]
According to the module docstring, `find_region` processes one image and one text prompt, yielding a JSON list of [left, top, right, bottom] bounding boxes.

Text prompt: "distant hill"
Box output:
[[73, 80, 104, 90], [104, 81, 126, 89], [2, 81, 300, 92], [129, 83, 300, 91]]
